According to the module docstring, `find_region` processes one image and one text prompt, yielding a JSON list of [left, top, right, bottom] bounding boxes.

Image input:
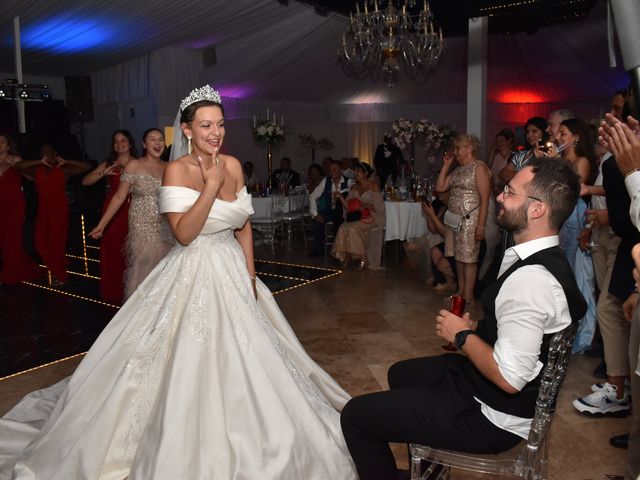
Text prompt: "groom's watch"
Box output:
[[454, 330, 477, 350]]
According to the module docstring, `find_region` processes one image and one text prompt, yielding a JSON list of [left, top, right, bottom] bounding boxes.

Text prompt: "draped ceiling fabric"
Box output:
[[0, 0, 630, 173], [0, 0, 627, 108]]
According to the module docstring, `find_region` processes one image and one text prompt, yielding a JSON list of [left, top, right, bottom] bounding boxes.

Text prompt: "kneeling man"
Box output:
[[340, 157, 587, 480]]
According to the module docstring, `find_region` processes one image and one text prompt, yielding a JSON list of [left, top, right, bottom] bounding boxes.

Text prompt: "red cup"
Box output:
[[450, 295, 466, 316], [442, 295, 466, 351]]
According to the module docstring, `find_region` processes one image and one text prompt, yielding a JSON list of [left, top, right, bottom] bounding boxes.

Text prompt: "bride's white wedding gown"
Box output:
[[0, 187, 357, 480]]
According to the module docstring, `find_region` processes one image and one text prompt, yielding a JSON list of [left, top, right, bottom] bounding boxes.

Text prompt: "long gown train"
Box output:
[[0, 186, 356, 480]]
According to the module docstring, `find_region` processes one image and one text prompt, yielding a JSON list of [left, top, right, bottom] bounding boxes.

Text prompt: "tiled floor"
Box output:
[[0, 240, 632, 479]]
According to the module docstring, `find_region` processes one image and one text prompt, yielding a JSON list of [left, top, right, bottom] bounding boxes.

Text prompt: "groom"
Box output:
[[340, 157, 587, 480]]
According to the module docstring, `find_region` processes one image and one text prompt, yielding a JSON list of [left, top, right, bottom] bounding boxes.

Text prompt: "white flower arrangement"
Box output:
[[388, 118, 455, 151], [253, 120, 285, 145], [298, 133, 334, 151]]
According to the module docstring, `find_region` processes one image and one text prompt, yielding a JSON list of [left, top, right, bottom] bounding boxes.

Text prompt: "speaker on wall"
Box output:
[[65, 75, 94, 122]]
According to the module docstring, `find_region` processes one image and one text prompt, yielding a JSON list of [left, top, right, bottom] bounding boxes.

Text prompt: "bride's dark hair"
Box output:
[[180, 100, 224, 124]]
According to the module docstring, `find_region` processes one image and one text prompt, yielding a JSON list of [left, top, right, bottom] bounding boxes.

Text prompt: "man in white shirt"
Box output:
[[340, 157, 586, 480], [307, 161, 354, 256]]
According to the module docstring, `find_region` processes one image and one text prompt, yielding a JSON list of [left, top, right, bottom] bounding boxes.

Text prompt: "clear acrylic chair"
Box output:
[[409, 322, 578, 480], [281, 190, 307, 247], [251, 194, 286, 256]]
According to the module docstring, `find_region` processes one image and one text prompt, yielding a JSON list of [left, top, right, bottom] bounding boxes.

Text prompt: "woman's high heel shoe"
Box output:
[[355, 258, 368, 271]]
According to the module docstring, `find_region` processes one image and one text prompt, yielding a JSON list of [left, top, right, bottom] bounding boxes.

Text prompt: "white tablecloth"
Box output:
[[252, 194, 308, 218], [384, 201, 427, 241]]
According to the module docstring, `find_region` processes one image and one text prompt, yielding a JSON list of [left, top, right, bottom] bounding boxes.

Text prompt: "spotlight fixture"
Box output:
[[19, 89, 29, 99], [0, 84, 5, 98], [41, 86, 51, 100]]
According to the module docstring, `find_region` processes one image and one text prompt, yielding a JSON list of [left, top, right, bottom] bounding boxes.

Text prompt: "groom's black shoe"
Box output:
[[395, 469, 410, 480]]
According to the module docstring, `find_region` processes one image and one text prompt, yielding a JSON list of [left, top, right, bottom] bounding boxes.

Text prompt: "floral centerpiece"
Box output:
[[298, 133, 334, 162], [389, 118, 415, 150], [388, 118, 455, 151], [253, 120, 285, 145]]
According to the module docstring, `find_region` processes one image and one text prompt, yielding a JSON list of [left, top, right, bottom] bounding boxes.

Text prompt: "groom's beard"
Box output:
[[497, 203, 529, 235]]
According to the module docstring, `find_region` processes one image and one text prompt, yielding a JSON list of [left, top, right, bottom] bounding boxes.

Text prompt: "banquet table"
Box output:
[[251, 193, 308, 218], [384, 201, 427, 242]]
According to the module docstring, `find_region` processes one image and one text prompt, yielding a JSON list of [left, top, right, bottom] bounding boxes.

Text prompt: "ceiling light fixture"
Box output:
[[338, 0, 445, 87]]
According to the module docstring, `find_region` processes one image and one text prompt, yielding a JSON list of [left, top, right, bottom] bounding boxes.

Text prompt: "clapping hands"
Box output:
[[599, 113, 640, 175]]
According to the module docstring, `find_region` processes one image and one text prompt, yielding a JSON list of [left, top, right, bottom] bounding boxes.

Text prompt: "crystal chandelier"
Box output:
[[338, 0, 444, 87]]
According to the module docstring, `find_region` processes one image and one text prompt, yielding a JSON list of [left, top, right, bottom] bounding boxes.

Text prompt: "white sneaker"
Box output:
[[590, 379, 632, 396], [573, 383, 630, 417]]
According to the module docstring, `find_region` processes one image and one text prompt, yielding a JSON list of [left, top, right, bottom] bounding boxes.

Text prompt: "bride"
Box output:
[[0, 86, 357, 480]]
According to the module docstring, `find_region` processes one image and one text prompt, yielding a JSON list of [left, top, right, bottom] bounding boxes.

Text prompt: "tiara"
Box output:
[[180, 85, 222, 111]]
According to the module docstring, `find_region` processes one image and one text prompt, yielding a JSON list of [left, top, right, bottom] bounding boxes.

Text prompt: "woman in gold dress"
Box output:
[[89, 128, 173, 298], [331, 163, 384, 270], [436, 134, 491, 302]]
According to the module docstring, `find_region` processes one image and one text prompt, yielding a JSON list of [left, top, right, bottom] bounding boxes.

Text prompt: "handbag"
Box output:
[[346, 198, 371, 222], [443, 210, 463, 232], [443, 204, 480, 232]]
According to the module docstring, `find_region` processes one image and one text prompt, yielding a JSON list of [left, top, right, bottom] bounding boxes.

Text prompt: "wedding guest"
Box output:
[[18, 144, 90, 286], [436, 134, 491, 303], [341, 157, 357, 180], [271, 157, 300, 191], [599, 112, 640, 479], [373, 135, 403, 188], [573, 112, 637, 416], [0, 133, 40, 284], [88, 128, 173, 299], [331, 163, 383, 270], [498, 117, 548, 183], [243, 161, 259, 191], [322, 156, 333, 176], [82, 129, 137, 304], [340, 157, 585, 480], [487, 128, 514, 194], [546, 109, 574, 145], [308, 160, 353, 257], [306, 163, 324, 194]]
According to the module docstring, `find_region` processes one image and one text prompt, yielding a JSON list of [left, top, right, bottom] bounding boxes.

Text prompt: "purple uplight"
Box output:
[[218, 85, 254, 99]]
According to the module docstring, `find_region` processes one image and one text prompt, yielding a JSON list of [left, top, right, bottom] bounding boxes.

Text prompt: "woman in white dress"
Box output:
[[0, 86, 357, 480]]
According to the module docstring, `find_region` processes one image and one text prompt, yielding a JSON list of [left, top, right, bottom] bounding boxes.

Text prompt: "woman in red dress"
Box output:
[[82, 130, 137, 303], [0, 133, 40, 284], [20, 144, 90, 286]]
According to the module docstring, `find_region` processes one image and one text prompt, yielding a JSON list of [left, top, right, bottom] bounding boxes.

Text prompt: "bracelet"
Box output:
[[249, 275, 256, 281], [624, 168, 640, 179]]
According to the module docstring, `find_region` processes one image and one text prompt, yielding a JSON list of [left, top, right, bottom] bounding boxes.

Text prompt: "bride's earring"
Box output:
[[187, 136, 192, 154]]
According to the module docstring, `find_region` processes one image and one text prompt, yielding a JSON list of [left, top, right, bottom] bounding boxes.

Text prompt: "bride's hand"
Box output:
[[198, 149, 224, 189]]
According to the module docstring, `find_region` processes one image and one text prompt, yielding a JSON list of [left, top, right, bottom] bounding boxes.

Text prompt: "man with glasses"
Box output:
[[340, 157, 586, 480]]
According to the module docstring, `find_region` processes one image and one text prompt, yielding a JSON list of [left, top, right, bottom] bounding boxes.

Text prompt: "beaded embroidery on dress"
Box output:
[[0, 186, 356, 480]]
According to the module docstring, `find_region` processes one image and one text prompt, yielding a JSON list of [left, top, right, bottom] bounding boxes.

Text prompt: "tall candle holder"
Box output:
[[252, 112, 286, 190]]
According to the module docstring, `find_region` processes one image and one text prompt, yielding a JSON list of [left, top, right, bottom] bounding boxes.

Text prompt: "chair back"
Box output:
[[271, 194, 286, 221], [288, 191, 306, 218], [514, 322, 578, 478]]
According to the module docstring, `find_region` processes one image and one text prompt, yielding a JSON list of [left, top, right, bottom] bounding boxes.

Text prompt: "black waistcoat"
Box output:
[[466, 245, 587, 418]]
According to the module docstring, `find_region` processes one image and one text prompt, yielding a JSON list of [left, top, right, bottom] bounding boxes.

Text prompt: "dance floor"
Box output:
[[0, 230, 632, 479], [0, 222, 339, 379]]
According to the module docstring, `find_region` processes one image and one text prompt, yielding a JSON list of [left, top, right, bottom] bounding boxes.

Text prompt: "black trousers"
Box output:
[[340, 355, 521, 480], [310, 206, 343, 254]]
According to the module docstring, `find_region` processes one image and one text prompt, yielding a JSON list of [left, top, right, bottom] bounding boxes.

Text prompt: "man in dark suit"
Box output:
[[373, 135, 403, 188], [271, 157, 300, 191]]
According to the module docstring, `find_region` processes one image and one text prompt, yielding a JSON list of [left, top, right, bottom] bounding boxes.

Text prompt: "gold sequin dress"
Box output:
[[121, 173, 173, 298], [444, 160, 482, 263]]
